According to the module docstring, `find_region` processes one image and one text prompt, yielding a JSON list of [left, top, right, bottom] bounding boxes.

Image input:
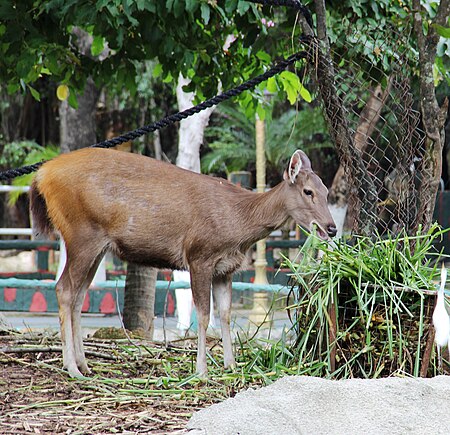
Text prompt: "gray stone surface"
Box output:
[[188, 375, 450, 435]]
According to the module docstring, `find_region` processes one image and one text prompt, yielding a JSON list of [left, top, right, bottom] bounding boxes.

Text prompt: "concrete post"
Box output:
[[251, 117, 270, 326]]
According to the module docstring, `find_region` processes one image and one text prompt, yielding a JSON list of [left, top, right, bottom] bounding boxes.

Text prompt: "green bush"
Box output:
[[6, 144, 59, 206]]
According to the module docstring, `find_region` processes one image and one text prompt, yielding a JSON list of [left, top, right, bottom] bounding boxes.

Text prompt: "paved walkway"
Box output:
[[1, 307, 293, 342]]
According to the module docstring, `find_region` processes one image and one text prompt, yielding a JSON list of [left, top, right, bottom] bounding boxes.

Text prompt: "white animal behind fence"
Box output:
[[433, 263, 450, 369], [173, 269, 216, 333]]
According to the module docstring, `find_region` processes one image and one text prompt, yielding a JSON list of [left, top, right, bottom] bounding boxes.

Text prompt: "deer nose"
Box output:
[[327, 224, 337, 238]]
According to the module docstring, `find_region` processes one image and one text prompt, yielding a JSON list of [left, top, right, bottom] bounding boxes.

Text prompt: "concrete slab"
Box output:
[[187, 375, 450, 435]]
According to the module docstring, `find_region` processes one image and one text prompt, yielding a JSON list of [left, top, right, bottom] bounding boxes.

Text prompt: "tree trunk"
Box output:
[[412, 0, 450, 232], [59, 27, 105, 153], [175, 74, 214, 171], [59, 78, 98, 153], [123, 263, 157, 338]]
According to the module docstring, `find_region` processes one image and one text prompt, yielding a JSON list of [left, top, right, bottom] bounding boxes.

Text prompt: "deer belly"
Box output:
[[214, 251, 248, 276], [111, 237, 186, 270]]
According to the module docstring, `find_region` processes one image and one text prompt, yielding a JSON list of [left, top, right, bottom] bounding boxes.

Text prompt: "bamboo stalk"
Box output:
[[328, 300, 337, 373], [0, 346, 116, 360], [420, 297, 438, 377]]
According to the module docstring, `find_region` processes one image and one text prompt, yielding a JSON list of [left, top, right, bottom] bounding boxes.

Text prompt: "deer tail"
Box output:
[[29, 180, 54, 238]]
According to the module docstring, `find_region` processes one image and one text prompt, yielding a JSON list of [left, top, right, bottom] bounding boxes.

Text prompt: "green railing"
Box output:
[[0, 238, 306, 271]]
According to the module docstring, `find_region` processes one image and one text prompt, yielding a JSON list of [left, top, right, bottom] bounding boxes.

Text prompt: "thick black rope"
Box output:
[[92, 50, 308, 149], [0, 49, 309, 181], [0, 161, 45, 181]]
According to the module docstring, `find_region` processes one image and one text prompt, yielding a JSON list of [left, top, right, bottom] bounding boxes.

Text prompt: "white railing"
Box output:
[[0, 185, 30, 193], [0, 185, 32, 236], [0, 228, 33, 235]]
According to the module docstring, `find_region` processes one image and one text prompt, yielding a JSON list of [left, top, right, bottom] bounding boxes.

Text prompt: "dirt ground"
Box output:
[[0, 330, 219, 435], [3, 328, 450, 435]]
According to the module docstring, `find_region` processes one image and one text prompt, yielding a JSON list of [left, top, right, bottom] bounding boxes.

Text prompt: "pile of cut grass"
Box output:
[[283, 223, 450, 378]]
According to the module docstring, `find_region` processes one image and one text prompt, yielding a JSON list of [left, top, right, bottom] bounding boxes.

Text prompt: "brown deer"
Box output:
[[30, 147, 336, 378]]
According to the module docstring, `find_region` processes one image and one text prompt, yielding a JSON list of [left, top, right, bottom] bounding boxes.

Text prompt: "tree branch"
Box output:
[[314, 0, 329, 48], [433, 0, 450, 27]]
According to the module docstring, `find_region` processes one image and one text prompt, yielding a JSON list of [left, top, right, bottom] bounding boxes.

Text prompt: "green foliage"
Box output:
[[7, 144, 59, 205], [288, 224, 447, 295], [0, 140, 44, 169], [327, 0, 449, 86], [434, 24, 450, 38], [202, 102, 255, 174], [265, 106, 332, 168], [0, 0, 321, 115], [282, 224, 449, 378], [278, 71, 312, 104], [201, 103, 332, 175], [3, 0, 443, 118], [0, 1, 265, 103]]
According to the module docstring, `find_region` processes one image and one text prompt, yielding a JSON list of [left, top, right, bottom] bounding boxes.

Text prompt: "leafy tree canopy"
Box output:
[[0, 0, 311, 109], [0, 1, 447, 113]]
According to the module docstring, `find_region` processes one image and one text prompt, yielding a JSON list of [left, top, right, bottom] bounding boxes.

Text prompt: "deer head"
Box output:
[[283, 150, 337, 239]]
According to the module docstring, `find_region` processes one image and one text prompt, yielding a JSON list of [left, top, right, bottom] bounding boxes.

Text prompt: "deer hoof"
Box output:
[[224, 358, 236, 370], [67, 365, 85, 379], [77, 361, 91, 375]]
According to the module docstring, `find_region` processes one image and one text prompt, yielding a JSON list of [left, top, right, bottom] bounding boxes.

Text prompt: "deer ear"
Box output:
[[283, 150, 311, 184]]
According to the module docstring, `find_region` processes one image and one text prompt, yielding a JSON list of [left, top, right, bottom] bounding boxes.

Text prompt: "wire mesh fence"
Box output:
[[306, 23, 427, 236]]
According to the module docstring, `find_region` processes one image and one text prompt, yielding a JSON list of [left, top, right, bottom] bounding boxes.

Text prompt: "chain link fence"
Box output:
[[307, 24, 427, 236]]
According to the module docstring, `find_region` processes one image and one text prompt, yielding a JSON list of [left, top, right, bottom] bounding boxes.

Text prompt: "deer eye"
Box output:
[[303, 189, 313, 196]]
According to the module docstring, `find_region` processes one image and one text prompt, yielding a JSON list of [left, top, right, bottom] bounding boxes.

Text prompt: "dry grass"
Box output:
[[0, 330, 245, 434]]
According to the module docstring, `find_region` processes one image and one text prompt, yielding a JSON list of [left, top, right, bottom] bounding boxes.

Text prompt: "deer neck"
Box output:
[[237, 183, 290, 245]]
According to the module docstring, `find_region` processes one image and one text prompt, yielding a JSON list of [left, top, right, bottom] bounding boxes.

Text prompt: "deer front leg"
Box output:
[[71, 252, 106, 374], [71, 286, 90, 374], [190, 264, 213, 377], [212, 274, 235, 369]]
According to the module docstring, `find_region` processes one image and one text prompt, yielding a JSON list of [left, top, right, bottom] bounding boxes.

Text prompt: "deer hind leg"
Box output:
[[190, 263, 213, 377], [56, 241, 105, 378], [212, 274, 235, 369]]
